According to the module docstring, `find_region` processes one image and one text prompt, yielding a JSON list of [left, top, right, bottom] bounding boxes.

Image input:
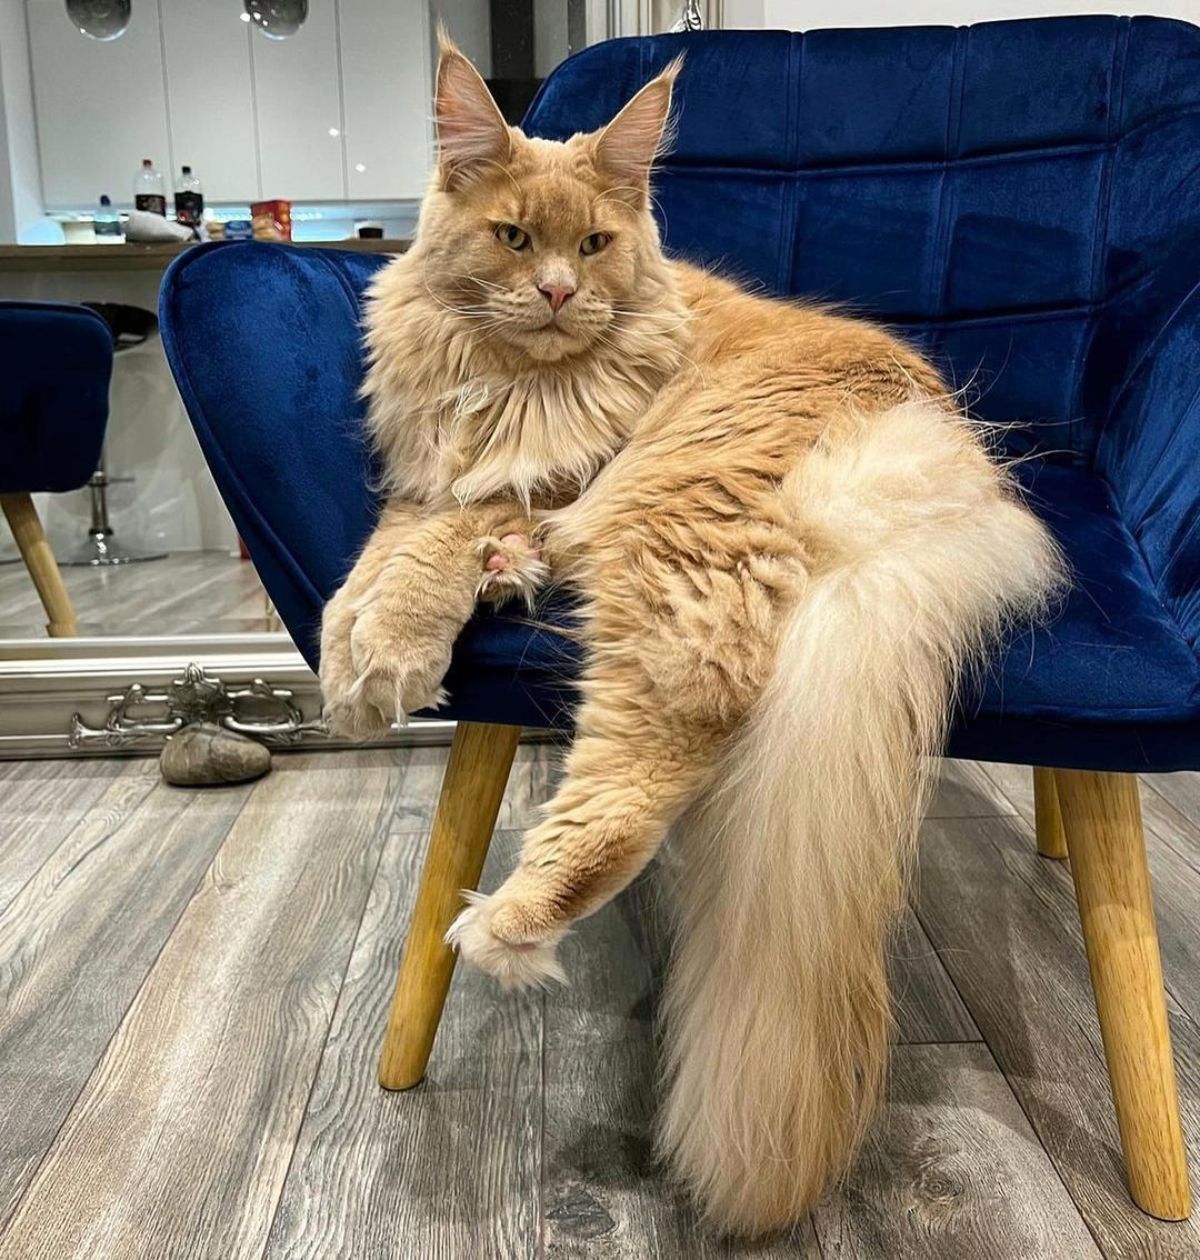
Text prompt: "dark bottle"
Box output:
[[133, 158, 166, 216], [174, 165, 204, 230]]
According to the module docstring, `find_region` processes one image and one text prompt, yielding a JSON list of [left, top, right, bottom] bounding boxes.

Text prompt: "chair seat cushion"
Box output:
[[0, 301, 113, 494], [953, 460, 1200, 769], [435, 460, 1200, 771], [159, 245, 1199, 773]]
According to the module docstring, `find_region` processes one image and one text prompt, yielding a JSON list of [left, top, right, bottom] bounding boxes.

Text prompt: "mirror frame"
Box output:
[[0, 632, 454, 758]]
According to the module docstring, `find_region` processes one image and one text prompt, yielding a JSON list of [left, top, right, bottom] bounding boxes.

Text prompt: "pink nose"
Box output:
[[538, 283, 575, 313]]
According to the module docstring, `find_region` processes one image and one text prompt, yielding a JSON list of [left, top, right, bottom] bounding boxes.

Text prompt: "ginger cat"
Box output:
[[319, 39, 1064, 1235]]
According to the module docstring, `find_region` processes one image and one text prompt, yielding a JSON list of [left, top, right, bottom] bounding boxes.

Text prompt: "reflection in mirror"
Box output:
[[243, 0, 308, 40], [0, 0, 605, 654], [65, 0, 131, 41]]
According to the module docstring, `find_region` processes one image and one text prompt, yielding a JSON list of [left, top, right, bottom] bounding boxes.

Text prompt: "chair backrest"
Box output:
[[160, 244, 386, 663], [526, 17, 1200, 456], [162, 16, 1200, 666]]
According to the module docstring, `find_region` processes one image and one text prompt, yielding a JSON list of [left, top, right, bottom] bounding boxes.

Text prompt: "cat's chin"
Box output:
[[506, 325, 589, 363]]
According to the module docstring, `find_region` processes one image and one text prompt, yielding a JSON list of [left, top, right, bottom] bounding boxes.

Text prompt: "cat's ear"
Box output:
[[435, 31, 511, 190], [593, 56, 683, 204]]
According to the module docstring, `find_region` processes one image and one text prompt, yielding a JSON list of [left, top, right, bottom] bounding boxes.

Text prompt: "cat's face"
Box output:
[[416, 41, 680, 364]]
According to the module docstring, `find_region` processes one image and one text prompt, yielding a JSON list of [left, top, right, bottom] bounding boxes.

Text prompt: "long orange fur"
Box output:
[[320, 39, 1065, 1235]]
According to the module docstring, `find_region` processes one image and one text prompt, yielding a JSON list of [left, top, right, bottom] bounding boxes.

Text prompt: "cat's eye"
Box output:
[[580, 232, 611, 257], [495, 223, 530, 251]]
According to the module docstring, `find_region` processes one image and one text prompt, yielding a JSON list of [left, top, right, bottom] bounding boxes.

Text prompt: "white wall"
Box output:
[[0, 0, 44, 243], [723, 1, 1199, 28]]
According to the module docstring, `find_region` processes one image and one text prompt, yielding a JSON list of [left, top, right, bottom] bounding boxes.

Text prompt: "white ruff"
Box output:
[[361, 252, 690, 509]]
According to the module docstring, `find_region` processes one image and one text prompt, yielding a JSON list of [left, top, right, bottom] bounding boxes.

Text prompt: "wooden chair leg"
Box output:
[[1033, 766, 1069, 859], [378, 720, 521, 1090], [1055, 769, 1192, 1220], [0, 492, 78, 637]]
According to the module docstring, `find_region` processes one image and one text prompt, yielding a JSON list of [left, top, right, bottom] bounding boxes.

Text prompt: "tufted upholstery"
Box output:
[[0, 301, 113, 494], [160, 16, 1200, 770]]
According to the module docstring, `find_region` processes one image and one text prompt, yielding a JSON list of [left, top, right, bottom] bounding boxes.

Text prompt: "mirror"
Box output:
[[65, 0, 131, 41], [243, 0, 308, 40], [0, 0, 611, 754]]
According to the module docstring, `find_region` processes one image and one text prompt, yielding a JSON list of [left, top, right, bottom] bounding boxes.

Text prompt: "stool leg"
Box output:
[[65, 445, 167, 567], [1, 493, 78, 637], [1056, 769, 1191, 1220], [1033, 766, 1069, 859], [378, 720, 521, 1090]]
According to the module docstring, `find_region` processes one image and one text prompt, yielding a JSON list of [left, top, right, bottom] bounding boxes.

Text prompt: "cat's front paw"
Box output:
[[321, 673, 397, 741], [446, 889, 567, 991], [346, 605, 453, 722], [320, 607, 395, 741], [476, 534, 549, 609], [321, 600, 455, 738]]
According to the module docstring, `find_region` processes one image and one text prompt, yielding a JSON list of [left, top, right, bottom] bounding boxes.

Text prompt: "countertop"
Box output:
[[0, 238, 410, 273]]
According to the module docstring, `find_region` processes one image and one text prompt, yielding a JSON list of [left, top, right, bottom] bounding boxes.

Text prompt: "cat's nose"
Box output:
[[538, 283, 576, 313]]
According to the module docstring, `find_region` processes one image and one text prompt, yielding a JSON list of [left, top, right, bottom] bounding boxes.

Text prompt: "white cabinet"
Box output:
[[159, 0, 259, 204], [27, 0, 172, 210], [339, 0, 432, 201], [27, 0, 434, 210], [251, 0, 345, 200]]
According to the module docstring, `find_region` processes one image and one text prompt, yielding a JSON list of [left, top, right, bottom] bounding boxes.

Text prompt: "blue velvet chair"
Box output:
[[160, 16, 1199, 1221], [0, 301, 113, 635]]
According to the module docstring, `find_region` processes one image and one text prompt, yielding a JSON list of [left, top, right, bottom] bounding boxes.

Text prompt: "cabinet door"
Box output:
[[27, 0, 171, 210], [160, 0, 259, 203], [251, 0, 345, 200], [339, 0, 433, 201]]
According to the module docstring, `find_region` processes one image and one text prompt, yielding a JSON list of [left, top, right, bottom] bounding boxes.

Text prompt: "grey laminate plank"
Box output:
[[385, 743, 455, 836], [981, 763, 1200, 1029], [981, 760, 1200, 878], [498, 739, 563, 831], [542, 867, 822, 1258], [1145, 772, 1200, 832], [265, 829, 542, 1260], [1140, 774, 1200, 907], [0, 760, 248, 1229], [814, 1042, 1100, 1259], [914, 812, 1200, 1258], [974, 761, 1038, 827], [927, 760, 1017, 819], [383, 739, 561, 839], [0, 756, 123, 914], [131, 556, 264, 628], [890, 909, 980, 1045], [0, 552, 270, 639], [0, 751, 404, 1260]]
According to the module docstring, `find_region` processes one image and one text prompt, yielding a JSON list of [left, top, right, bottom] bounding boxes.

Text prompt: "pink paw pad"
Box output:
[[485, 533, 540, 572]]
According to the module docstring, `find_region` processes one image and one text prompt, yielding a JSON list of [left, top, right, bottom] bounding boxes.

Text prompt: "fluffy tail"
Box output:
[[657, 401, 1064, 1235]]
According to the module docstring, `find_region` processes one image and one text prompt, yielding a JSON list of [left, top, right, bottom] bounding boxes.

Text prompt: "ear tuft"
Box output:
[[593, 55, 683, 202], [436, 34, 511, 191]]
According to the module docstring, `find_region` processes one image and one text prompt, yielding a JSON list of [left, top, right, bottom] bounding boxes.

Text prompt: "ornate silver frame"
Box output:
[[0, 634, 453, 759]]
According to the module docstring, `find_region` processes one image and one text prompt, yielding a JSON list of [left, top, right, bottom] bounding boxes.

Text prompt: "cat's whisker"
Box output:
[[462, 274, 510, 293]]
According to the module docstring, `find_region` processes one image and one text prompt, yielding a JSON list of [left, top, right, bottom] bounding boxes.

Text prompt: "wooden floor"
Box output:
[[0, 551, 273, 638], [1, 746, 1198, 1258]]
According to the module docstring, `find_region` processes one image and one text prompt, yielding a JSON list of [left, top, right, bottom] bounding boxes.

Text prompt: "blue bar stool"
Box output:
[[0, 301, 113, 635]]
